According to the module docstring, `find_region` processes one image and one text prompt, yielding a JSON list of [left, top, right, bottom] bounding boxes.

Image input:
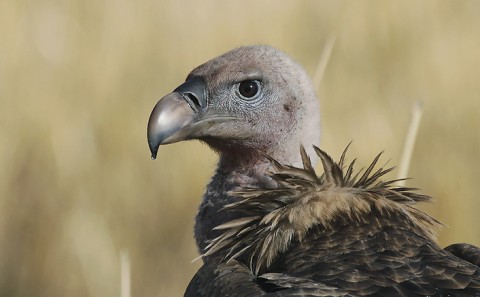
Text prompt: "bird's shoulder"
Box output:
[[197, 146, 480, 296]]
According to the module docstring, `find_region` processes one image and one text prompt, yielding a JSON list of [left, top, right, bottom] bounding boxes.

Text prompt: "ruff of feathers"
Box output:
[[203, 145, 441, 275]]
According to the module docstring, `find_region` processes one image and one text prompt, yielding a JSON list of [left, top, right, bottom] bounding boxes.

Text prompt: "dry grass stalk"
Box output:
[[312, 35, 336, 91], [397, 100, 424, 186]]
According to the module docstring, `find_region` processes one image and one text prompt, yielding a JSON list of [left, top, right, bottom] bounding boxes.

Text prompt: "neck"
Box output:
[[194, 134, 320, 255], [194, 148, 280, 255]]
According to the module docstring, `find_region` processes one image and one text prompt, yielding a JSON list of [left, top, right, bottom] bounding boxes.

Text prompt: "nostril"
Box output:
[[186, 92, 201, 109], [173, 77, 207, 111]]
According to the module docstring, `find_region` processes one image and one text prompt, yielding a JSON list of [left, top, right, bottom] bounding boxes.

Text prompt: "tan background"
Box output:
[[1, 1, 479, 296]]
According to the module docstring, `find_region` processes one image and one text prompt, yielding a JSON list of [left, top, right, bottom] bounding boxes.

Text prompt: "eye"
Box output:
[[238, 80, 260, 99]]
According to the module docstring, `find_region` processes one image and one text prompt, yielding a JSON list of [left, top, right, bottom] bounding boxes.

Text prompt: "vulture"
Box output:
[[147, 45, 480, 296]]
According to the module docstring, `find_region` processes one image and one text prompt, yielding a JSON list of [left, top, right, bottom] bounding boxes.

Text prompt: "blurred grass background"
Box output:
[[1, 0, 479, 296]]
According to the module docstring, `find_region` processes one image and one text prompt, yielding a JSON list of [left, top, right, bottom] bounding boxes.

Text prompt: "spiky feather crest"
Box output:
[[203, 145, 441, 275]]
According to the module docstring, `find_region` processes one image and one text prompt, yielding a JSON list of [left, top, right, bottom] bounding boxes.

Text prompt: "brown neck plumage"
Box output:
[[201, 145, 441, 274]]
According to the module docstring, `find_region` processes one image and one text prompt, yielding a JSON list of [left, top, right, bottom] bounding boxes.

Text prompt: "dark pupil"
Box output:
[[239, 80, 258, 98]]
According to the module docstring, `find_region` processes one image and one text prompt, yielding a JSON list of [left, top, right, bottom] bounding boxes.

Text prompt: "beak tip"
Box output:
[[148, 139, 160, 160]]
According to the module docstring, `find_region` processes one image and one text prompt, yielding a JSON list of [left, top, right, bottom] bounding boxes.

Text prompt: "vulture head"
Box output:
[[148, 45, 320, 167], [148, 45, 321, 252]]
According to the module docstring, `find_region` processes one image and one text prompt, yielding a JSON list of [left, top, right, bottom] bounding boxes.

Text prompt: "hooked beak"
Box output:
[[147, 77, 207, 159], [147, 77, 234, 159]]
